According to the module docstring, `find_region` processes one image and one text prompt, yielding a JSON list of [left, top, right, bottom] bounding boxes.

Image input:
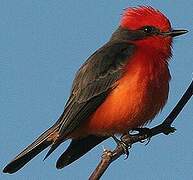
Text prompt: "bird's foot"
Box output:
[[112, 135, 131, 159], [132, 127, 152, 145], [161, 125, 176, 135]]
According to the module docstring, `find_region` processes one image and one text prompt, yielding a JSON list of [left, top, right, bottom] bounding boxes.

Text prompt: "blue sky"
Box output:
[[1, 1, 193, 180]]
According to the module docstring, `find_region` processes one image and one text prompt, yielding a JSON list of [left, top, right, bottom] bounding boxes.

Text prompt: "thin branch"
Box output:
[[89, 79, 193, 180]]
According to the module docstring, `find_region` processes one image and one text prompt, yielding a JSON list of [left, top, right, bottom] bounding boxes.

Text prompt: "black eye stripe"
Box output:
[[110, 26, 162, 42], [140, 26, 159, 34]]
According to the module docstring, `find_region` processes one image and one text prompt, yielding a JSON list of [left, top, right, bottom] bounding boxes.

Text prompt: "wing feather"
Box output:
[[58, 41, 135, 137]]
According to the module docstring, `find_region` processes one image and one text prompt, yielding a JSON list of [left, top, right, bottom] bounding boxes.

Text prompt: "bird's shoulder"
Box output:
[[71, 41, 136, 98]]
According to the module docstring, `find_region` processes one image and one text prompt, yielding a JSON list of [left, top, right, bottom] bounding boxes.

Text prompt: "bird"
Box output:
[[3, 6, 188, 174]]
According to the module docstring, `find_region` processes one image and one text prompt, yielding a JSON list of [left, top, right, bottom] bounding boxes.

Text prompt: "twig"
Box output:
[[89, 79, 193, 180]]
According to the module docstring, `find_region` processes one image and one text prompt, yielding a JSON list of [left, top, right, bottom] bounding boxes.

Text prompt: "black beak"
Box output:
[[161, 29, 188, 37]]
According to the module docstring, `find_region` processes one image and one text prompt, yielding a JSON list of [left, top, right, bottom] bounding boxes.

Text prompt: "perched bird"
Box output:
[[3, 6, 187, 174]]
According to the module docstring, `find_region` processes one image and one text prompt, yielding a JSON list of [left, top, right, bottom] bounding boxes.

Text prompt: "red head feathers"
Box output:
[[120, 6, 171, 32]]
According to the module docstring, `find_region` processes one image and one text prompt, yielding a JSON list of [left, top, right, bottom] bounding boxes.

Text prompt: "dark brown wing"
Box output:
[[60, 41, 135, 136], [44, 41, 135, 159]]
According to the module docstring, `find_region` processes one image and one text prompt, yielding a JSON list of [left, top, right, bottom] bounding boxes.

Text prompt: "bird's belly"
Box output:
[[82, 68, 169, 136]]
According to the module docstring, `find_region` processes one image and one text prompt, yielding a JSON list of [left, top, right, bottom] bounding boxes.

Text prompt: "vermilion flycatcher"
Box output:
[[3, 6, 188, 173]]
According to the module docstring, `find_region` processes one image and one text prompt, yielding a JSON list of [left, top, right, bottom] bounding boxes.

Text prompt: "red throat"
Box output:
[[134, 36, 172, 61]]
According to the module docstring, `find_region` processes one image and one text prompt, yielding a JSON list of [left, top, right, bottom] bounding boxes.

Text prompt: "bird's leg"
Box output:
[[112, 135, 131, 159], [132, 127, 152, 145]]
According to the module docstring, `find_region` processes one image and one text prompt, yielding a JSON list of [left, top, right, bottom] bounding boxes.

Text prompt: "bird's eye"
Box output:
[[142, 26, 156, 34]]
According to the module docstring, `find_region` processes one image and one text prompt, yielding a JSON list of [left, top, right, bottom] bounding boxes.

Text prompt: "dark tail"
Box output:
[[3, 124, 59, 174], [56, 135, 107, 169]]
